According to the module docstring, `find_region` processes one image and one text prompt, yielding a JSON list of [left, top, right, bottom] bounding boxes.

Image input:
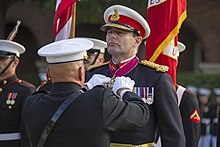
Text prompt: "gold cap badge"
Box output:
[[111, 9, 120, 21], [83, 52, 88, 60]]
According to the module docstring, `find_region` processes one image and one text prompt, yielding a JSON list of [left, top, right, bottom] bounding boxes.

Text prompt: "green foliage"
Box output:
[[76, 0, 146, 23], [177, 72, 220, 89], [38, 0, 55, 11], [38, 0, 146, 23]]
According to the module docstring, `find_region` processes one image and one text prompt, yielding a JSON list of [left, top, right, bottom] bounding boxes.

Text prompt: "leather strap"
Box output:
[[37, 90, 84, 147]]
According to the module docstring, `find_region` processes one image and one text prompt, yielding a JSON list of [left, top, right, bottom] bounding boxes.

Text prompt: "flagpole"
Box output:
[[70, 2, 76, 38]]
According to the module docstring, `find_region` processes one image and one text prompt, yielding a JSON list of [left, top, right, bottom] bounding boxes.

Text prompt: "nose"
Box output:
[[107, 31, 117, 39]]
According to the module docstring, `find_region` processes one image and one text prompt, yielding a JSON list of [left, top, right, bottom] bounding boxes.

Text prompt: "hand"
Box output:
[[112, 76, 135, 98], [85, 74, 111, 90]]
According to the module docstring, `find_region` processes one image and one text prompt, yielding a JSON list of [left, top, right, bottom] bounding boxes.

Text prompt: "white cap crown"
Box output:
[[0, 40, 25, 57], [78, 37, 107, 53], [38, 38, 94, 64]]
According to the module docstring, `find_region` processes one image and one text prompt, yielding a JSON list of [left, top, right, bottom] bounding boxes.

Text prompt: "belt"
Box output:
[[111, 142, 155, 147], [0, 132, 21, 141]]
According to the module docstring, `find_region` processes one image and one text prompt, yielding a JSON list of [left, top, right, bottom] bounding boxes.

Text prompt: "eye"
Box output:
[[117, 31, 125, 35], [107, 30, 113, 34]]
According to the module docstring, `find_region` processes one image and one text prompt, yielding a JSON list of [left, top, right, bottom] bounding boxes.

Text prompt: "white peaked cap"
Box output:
[[186, 85, 198, 93], [178, 41, 186, 53], [38, 38, 94, 64], [214, 88, 220, 96], [78, 37, 107, 53], [198, 87, 211, 96], [101, 5, 150, 39], [0, 40, 25, 57]]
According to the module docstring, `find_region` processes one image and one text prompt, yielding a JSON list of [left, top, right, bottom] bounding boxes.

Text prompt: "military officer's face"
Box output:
[[0, 55, 17, 76], [106, 28, 142, 60], [199, 95, 209, 104], [0, 55, 12, 72]]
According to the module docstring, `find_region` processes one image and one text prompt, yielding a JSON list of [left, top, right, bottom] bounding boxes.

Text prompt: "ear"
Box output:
[[134, 36, 143, 48], [78, 65, 85, 82], [13, 57, 19, 67], [97, 57, 105, 64]]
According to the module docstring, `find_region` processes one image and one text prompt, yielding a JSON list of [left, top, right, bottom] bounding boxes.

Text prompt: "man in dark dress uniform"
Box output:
[[83, 37, 107, 70], [198, 87, 212, 147], [86, 5, 185, 147], [210, 88, 220, 147], [175, 42, 201, 147], [21, 38, 150, 147], [154, 42, 201, 147], [0, 40, 36, 147], [217, 100, 220, 147], [177, 85, 201, 147]]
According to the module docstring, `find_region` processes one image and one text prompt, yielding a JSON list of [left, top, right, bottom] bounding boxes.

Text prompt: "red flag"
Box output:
[[146, 0, 187, 87], [54, 0, 77, 41]]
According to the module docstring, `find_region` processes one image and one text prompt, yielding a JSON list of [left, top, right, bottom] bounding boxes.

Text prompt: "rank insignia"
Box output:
[[190, 109, 200, 123], [6, 92, 17, 109], [133, 87, 154, 105]]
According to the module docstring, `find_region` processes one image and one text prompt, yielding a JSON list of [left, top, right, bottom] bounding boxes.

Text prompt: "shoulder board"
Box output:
[[17, 79, 36, 88], [87, 61, 109, 71], [140, 60, 169, 72]]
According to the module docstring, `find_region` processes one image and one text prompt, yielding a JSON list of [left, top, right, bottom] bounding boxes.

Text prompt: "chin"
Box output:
[[108, 47, 119, 54]]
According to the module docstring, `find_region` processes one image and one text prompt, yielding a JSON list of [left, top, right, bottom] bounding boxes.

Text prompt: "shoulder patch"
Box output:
[[190, 109, 201, 123], [140, 60, 169, 72], [87, 61, 109, 71], [17, 79, 36, 88]]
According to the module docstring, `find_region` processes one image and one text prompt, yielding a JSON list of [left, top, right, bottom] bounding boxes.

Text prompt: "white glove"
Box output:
[[85, 74, 111, 90], [112, 76, 135, 98]]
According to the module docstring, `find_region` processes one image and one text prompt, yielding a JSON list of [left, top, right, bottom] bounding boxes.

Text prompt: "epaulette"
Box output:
[[17, 79, 36, 88], [87, 61, 109, 71], [140, 60, 169, 72]]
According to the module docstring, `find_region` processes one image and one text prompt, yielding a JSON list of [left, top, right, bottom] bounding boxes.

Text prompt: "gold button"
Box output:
[[0, 88, 2, 92], [3, 80, 7, 85]]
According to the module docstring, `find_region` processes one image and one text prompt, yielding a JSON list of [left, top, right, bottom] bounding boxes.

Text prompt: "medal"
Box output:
[[6, 99, 11, 105], [10, 100, 15, 105], [146, 87, 154, 105], [6, 92, 17, 108]]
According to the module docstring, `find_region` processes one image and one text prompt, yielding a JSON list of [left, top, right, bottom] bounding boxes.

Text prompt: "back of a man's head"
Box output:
[[49, 60, 85, 85], [37, 38, 94, 86]]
